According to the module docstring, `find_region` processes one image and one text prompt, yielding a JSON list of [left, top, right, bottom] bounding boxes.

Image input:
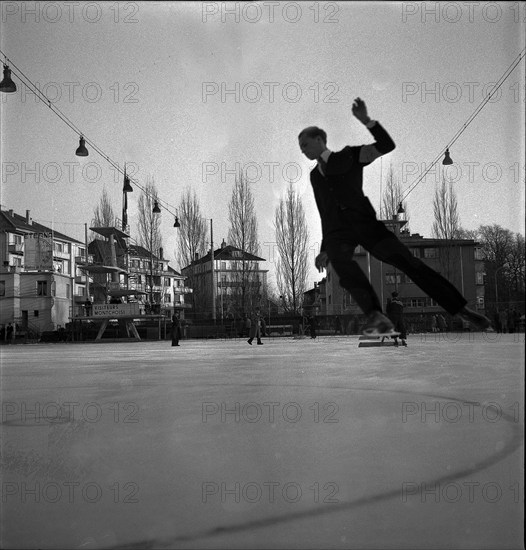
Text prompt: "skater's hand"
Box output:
[[352, 97, 371, 125], [315, 252, 328, 271]]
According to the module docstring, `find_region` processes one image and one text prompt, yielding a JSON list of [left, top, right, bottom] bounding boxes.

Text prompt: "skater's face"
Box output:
[[298, 134, 326, 160]]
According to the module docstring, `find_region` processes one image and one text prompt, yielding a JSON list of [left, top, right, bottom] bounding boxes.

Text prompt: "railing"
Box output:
[[8, 243, 24, 254], [75, 254, 94, 264]]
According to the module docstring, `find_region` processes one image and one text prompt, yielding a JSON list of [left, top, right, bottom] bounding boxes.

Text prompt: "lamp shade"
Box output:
[[123, 176, 133, 193], [152, 201, 161, 214], [0, 65, 16, 93], [442, 149, 453, 165], [397, 202, 405, 214], [75, 136, 89, 157], [173, 216, 180, 228]]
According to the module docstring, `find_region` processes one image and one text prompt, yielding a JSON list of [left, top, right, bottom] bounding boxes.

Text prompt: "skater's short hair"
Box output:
[[298, 126, 327, 144], [391, 291, 399, 298]]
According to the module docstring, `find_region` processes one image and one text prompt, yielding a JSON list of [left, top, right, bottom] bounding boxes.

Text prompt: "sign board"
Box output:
[[92, 303, 140, 317], [24, 233, 53, 270]]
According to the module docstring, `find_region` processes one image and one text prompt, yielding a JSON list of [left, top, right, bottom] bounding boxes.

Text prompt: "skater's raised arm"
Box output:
[[352, 98, 395, 165]]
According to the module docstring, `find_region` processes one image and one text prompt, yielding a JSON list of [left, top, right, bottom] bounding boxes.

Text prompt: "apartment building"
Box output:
[[0, 208, 87, 333]]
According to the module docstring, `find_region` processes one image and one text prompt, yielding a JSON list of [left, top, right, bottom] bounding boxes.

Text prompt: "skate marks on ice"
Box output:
[[108, 385, 522, 549]]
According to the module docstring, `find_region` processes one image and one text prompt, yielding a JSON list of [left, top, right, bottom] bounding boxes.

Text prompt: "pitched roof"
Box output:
[[186, 244, 265, 268], [0, 209, 83, 244]]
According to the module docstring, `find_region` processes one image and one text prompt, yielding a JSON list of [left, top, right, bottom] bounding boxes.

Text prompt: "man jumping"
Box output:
[[298, 98, 491, 336]]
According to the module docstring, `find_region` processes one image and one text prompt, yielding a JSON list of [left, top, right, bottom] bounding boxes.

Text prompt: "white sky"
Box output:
[[1, 1, 524, 288]]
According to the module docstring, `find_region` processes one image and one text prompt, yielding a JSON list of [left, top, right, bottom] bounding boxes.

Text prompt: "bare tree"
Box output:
[[175, 187, 208, 269], [274, 182, 310, 314], [381, 164, 409, 228], [136, 177, 163, 305], [432, 175, 462, 281], [457, 227, 479, 240], [175, 187, 208, 315], [92, 188, 116, 238], [477, 224, 517, 309], [507, 233, 525, 298], [227, 171, 261, 316]]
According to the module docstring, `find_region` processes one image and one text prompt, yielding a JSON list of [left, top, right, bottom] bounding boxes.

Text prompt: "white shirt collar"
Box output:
[[318, 149, 332, 175], [320, 149, 332, 162]]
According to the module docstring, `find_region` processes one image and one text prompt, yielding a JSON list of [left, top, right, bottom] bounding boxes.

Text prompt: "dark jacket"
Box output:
[[310, 122, 395, 250]]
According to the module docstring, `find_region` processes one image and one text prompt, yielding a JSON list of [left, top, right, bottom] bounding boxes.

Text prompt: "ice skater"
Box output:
[[298, 97, 491, 336], [385, 291, 407, 346], [171, 312, 181, 347], [247, 307, 263, 345]]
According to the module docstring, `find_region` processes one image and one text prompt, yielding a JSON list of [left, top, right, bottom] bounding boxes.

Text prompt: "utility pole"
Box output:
[[210, 218, 216, 323]]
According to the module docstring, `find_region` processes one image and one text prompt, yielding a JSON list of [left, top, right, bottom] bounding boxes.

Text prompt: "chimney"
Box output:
[[26, 210, 31, 224], [221, 238, 226, 249], [9, 209, 14, 217], [159, 247, 164, 260], [194, 252, 199, 262]]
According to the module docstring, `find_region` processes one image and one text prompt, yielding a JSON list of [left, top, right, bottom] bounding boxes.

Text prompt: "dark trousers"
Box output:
[[171, 327, 181, 346], [389, 314, 407, 339], [325, 212, 467, 316]]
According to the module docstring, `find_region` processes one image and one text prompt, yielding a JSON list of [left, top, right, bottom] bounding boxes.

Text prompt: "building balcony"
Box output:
[[8, 244, 24, 254], [75, 275, 87, 284], [75, 254, 94, 265], [174, 286, 193, 294]]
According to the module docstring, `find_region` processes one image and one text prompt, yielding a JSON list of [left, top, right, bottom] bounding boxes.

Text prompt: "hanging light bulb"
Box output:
[[442, 148, 453, 165], [173, 216, 180, 228], [0, 65, 17, 93], [397, 202, 405, 214], [152, 200, 161, 214], [75, 136, 89, 157]]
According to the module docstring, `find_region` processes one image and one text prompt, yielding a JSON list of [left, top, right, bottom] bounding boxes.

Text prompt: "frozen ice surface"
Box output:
[[1, 332, 524, 549]]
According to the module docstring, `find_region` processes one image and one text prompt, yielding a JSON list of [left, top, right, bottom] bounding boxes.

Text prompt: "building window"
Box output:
[[410, 298, 426, 308], [34, 310, 39, 317], [66, 284, 71, 298], [424, 248, 438, 259], [474, 248, 484, 260], [164, 277, 170, 286], [164, 293, 171, 303], [221, 261, 226, 270], [476, 272, 485, 285], [37, 281, 47, 296], [409, 248, 420, 258], [0, 281, 5, 296], [385, 273, 402, 285], [477, 296, 485, 308], [328, 295, 331, 305], [76, 286, 85, 297]]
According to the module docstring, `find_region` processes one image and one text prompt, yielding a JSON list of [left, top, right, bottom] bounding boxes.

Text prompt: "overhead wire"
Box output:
[[400, 47, 525, 202], [0, 49, 179, 219]]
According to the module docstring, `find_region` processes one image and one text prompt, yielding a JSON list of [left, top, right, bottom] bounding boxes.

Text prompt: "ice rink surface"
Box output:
[[1, 332, 524, 549]]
